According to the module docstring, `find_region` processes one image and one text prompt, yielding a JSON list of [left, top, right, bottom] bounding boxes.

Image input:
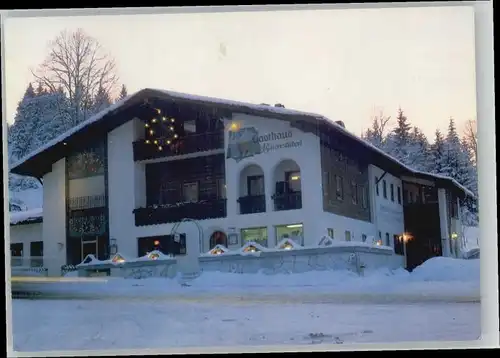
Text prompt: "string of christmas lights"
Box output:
[[144, 107, 179, 151]]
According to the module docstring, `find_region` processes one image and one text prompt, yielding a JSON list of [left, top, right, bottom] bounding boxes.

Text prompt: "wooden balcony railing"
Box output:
[[273, 191, 302, 211], [237, 195, 266, 214], [133, 199, 227, 226], [133, 131, 224, 161], [68, 195, 106, 211]]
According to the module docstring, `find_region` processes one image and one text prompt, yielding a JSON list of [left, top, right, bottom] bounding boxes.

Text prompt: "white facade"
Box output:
[[15, 103, 466, 274], [42, 158, 67, 276], [225, 114, 324, 247], [9, 222, 43, 267], [369, 165, 405, 247]]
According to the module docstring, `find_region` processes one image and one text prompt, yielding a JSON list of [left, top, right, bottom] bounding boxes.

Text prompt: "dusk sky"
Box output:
[[4, 5, 476, 139]]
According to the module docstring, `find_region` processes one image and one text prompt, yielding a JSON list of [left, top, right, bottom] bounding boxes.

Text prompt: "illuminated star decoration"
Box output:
[[144, 107, 178, 151]]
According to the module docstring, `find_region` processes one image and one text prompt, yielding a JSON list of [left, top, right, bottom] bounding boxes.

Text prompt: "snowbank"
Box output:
[[410, 257, 480, 282], [15, 257, 480, 303]]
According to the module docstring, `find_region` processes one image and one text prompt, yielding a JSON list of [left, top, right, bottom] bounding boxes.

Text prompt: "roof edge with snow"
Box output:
[[10, 208, 43, 226], [10, 88, 474, 198]]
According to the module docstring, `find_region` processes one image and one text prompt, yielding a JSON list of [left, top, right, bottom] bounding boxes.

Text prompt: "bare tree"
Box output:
[[463, 118, 477, 164], [31, 29, 119, 124], [362, 110, 391, 148]]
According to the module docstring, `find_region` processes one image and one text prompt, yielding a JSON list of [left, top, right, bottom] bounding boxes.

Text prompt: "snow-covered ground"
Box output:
[[10, 257, 481, 352], [12, 299, 480, 351]]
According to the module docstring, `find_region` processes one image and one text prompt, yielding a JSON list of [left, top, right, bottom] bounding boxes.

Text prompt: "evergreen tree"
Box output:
[[430, 129, 446, 174], [92, 85, 112, 115], [441, 117, 475, 190], [406, 127, 431, 172], [8, 86, 43, 160], [393, 107, 412, 145], [8, 84, 73, 194], [118, 84, 128, 100], [385, 107, 413, 165], [35, 82, 47, 96], [24, 82, 36, 99], [29, 91, 73, 151]]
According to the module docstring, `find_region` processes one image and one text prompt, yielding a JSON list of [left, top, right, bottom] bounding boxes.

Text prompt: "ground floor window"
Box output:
[[209, 231, 228, 249], [275, 224, 304, 246], [385, 233, 391, 246], [327, 228, 334, 239], [30, 241, 44, 267], [137, 234, 187, 257], [10, 243, 23, 266], [345, 231, 351, 242], [241, 227, 268, 247]]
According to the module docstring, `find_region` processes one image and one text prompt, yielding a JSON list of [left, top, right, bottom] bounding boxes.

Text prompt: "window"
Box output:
[[286, 171, 301, 192], [362, 234, 367, 242], [209, 231, 228, 249], [382, 180, 387, 198], [345, 231, 351, 242], [322, 172, 329, 196], [217, 178, 226, 199], [336, 175, 344, 200], [375, 177, 379, 196], [276, 224, 304, 246], [409, 191, 414, 203], [390, 184, 395, 202], [351, 181, 358, 205], [137, 235, 187, 257], [30, 241, 43, 267], [397, 187, 402, 204], [247, 175, 264, 196], [159, 182, 174, 205], [183, 120, 196, 134], [360, 186, 368, 209], [241, 227, 268, 247], [327, 228, 334, 239], [378, 231, 382, 240], [182, 182, 199, 202], [10, 243, 23, 267], [385, 233, 390, 246]]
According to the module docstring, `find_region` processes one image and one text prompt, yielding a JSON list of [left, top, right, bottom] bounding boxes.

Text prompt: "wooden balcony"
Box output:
[[133, 199, 227, 226], [273, 191, 302, 211], [68, 194, 106, 211], [237, 195, 266, 214], [133, 131, 224, 161]]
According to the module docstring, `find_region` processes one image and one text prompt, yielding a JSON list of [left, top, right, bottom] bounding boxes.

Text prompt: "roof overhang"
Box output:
[[9, 88, 474, 199]]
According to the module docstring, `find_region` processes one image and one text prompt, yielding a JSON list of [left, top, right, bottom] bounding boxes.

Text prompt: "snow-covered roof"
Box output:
[[10, 88, 473, 197], [10, 93, 137, 172], [10, 208, 43, 226]]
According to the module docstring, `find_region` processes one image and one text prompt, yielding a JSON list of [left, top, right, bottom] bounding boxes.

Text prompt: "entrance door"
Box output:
[[81, 237, 99, 261]]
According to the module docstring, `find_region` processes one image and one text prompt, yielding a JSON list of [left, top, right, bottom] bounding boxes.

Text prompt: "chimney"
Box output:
[[274, 103, 285, 108], [335, 120, 346, 128]]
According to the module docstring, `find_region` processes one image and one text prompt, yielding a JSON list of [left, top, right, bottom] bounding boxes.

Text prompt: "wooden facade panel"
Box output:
[[320, 142, 371, 222], [145, 154, 225, 206]]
